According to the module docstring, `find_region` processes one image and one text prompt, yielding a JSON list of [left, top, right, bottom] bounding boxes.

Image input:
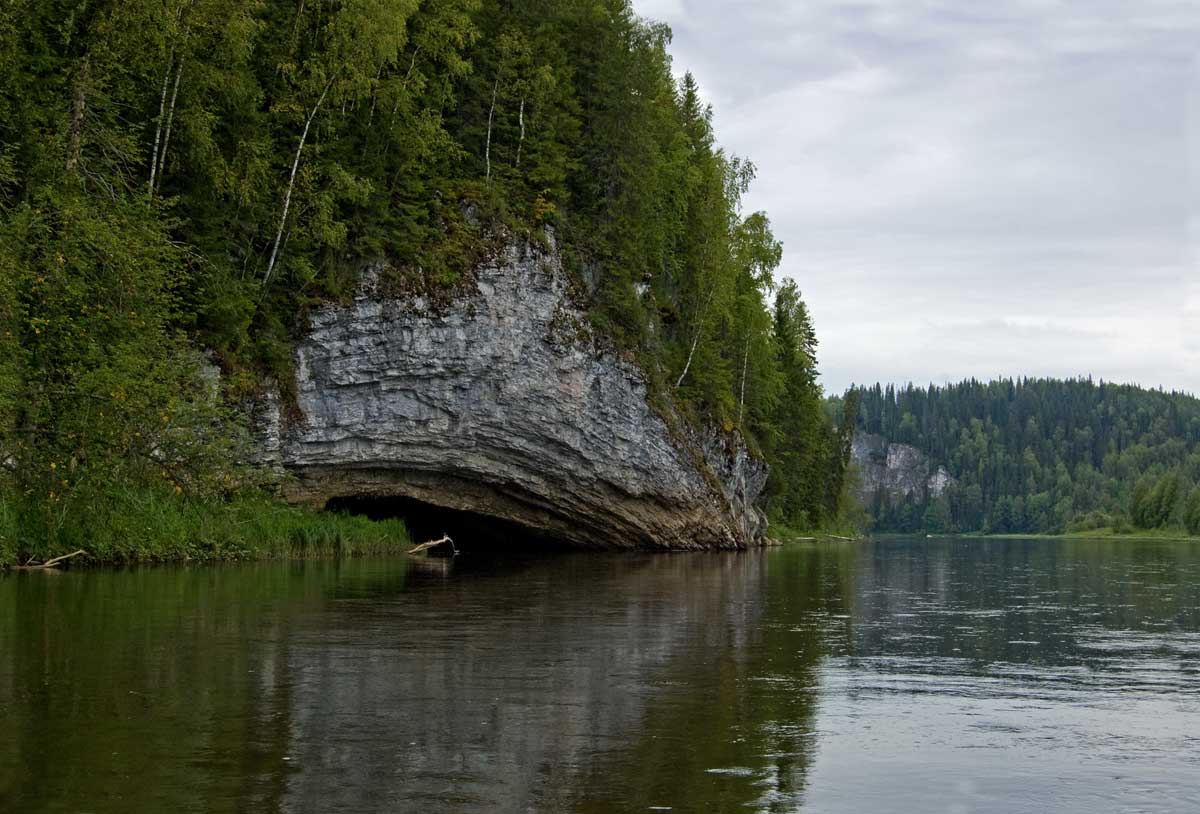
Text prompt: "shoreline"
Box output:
[[0, 493, 413, 570], [12, 509, 1193, 573], [882, 531, 1200, 543]]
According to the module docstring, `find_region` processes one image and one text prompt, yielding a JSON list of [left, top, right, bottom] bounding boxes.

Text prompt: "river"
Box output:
[[2, 537, 1198, 813]]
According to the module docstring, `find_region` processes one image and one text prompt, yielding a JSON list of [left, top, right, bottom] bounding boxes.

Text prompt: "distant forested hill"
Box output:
[[845, 378, 1200, 535]]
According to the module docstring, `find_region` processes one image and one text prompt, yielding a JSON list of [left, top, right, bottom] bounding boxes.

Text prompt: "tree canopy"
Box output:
[[850, 378, 1200, 536], [0, 0, 848, 555]]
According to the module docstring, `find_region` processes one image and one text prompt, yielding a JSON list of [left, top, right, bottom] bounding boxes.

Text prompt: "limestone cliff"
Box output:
[[257, 236, 768, 549], [851, 432, 954, 507]]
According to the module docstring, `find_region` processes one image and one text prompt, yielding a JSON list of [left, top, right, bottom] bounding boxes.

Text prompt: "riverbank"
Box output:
[[766, 520, 865, 544], [2, 497, 865, 568], [0, 491, 411, 569], [926, 529, 1200, 543]]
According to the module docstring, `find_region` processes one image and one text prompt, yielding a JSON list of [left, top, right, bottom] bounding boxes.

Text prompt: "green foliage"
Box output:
[[1, 180, 267, 555], [762, 280, 847, 529], [1131, 471, 1182, 530], [0, 497, 16, 567], [1183, 487, 1200, 536], [0, 488, 410, 566], [852, 378, 1200, 535], [1, 0, 847, 555]]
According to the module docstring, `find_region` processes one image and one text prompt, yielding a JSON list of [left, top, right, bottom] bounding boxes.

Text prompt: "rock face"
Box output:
[[258, 237, 768, 549], [851, 432, 954, 507]]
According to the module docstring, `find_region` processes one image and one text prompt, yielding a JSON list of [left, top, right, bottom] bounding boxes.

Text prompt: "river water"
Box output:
[[2, 537, 1198, 813]]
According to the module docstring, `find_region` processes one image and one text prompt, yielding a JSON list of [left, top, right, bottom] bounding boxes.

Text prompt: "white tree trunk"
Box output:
[[148, 51, 173, 198], [365, 63, 384, 128], [66, 58, 89, 173], [293, 0, 306, 39], [516, 97, 525, 168], [676, 285, 716, 388], [155, 61, 183, 193], [264, 80, 331, 286], [485, 74, 499, 181], [388, 46, 421, 129], [738, 337, 749, 423]]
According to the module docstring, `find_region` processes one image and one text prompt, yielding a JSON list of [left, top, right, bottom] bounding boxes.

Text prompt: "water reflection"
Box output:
[[270, 550, 852, 813], [805, 538, 1200, 814], [1, 538, 1198, 813]]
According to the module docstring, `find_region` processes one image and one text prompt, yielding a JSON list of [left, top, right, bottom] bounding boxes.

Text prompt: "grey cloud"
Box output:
[[636, 0, 1200, 394]]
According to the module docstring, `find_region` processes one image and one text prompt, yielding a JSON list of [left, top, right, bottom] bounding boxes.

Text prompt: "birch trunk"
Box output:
[[738, 338, 749, 424], [675, 285, 716, 388], [485, 74, 499, 181], [516, 97, 525, 168], [66, 58, 90, 173], [155, 61, 183, 193], [388, 46, 421, 129], [148, 51, 174, 197], [264, 80, 332, 286], [364, 63, 384, 130]]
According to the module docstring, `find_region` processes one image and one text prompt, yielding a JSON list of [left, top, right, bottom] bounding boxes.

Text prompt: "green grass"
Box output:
[[1063, 526, 1199, 542], [766, 519, 863, 542], [0, 489, 411, 567], [927, 529, 1199, 543]]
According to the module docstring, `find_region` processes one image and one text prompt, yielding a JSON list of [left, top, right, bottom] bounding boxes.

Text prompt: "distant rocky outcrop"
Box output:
[[256, 236, 767, 549], [850, 432, 955, 507]]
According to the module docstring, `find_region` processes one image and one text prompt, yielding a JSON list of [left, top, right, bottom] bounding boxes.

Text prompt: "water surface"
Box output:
[[2, 538, 1198, 812]]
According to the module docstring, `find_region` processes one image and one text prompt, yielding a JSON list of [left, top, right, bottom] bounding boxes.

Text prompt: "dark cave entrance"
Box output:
[[325, 495, 573, 553]]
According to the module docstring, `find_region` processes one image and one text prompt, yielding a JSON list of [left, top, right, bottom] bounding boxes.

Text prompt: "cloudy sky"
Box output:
[[633, 0, 1200, 395]]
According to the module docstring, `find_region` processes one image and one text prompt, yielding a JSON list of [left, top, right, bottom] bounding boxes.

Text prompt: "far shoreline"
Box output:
[[881, 531, 1200, 544]]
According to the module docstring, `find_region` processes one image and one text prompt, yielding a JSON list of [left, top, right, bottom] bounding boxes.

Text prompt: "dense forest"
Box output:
[[850, 378, 1200, 536], [0, 0, 848, 563]]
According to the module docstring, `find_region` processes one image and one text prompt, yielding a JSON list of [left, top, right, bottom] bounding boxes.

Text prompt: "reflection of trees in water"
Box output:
[[269, 546, 856, 813], [845, 538, 1200, 673], [0, 562, 370, 813], [275, 553, 772, 812], [0, 547, 860, 814], [566, 544, 856, 814]]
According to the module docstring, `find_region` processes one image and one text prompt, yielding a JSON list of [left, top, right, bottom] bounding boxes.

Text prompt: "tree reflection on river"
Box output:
[[1, 538, 1197, 813]]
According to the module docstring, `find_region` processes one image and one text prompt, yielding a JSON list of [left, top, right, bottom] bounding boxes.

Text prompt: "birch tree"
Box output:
[[263, 0, 419, 285], [732, 211, 782, 427]]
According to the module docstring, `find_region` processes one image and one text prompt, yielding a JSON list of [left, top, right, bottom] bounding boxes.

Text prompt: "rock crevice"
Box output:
[[259, 239, 767, 549]]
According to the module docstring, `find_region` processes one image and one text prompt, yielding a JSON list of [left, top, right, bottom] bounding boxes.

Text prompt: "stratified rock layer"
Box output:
[[259, 239, 767, 549]]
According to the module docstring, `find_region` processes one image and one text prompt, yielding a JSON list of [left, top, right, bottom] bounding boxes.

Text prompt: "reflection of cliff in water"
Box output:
[[565, 545, 856, 814], [272, 551, 834, 812], [7, 540, 1198, 814], [0, 546, 856, 814]]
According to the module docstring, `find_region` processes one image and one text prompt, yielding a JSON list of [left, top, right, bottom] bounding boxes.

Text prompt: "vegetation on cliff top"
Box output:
[[0, 0, 848, 564], [850, 378, 1200, 537]]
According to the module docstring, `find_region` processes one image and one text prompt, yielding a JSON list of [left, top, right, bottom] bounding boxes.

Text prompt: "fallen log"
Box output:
[[407, 535, 458, 558], [9, 549, 87, 571]]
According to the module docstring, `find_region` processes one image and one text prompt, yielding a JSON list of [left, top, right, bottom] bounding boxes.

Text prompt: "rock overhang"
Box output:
[[257, 239, 767, 550]]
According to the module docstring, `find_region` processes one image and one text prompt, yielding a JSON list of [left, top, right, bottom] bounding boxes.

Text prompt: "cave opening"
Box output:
[[325, 495, 574, 554]]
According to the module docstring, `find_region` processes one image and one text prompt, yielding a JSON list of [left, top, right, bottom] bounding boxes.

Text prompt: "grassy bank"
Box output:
[[1052, 527, 1195, 542], [0, 491, 410, 568], [923, 529, 1200, 543], [767, 520, 864, 543]]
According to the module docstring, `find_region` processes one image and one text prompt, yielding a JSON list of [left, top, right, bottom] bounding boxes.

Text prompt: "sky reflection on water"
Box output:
[[1, 537, 1197, 813]]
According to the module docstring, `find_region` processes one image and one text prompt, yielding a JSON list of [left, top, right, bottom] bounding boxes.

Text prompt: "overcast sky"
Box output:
[[633, 0, 1200, 396]]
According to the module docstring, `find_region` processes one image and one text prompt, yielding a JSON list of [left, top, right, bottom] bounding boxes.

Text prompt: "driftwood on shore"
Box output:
[[407, 535, 458, 558], [9, 549, 87, 571], [768, 534, 862, 545]]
